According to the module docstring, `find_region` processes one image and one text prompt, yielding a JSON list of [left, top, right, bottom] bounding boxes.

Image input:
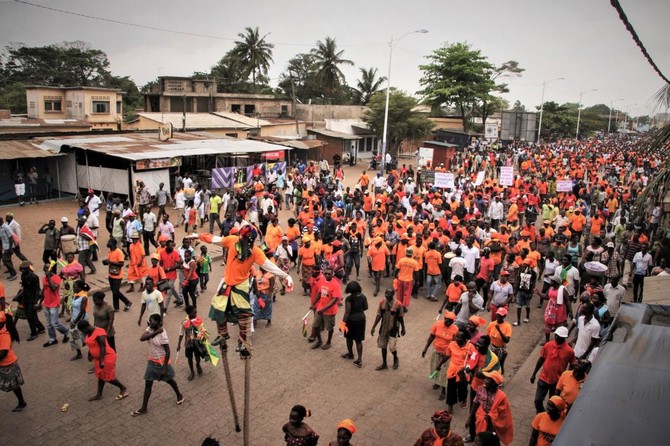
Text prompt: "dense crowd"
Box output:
[[1, 134, 668, 445]]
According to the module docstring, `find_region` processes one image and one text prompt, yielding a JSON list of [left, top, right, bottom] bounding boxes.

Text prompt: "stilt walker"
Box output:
[[193, 226, 293, 443]]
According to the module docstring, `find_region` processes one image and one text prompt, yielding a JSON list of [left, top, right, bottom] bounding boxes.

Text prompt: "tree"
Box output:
[[229, 27, 274, 93], [363, 90, 434, 155], [209, 50, 271, 94], [511, 100, 526, 112], [311, 37, 354, 98], [354, 67, 386, 105], [419, 42, 495, 132], [536, 101, 578, 139], [479, 60, 524, 127], [277, 53, 320, 101]]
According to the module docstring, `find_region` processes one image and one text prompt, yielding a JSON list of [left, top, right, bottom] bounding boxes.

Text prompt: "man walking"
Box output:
[[530, 326, 575, 413], [631, 244, 653, 303]]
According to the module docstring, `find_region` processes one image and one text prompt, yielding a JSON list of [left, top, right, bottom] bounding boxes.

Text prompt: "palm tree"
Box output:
[[355, 67, 386, 105], [230, 27, 274, 93], [311, 37, 353, 98]]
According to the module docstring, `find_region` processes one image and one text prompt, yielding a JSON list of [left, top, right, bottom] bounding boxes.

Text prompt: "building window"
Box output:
[[281, 105, 288, 116], [244, 104, 255, 116], [231, 104, 241, 113], [44, 99, 62, 112], [92, 101, 110, 114], [116, 101, 122, 114]]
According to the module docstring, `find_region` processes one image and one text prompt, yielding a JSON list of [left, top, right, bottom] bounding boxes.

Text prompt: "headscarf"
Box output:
[[337, 419, 357, 434], [431, 410, 452, 424], [483, 371, 504, 385], [549, 395, 567, 412]]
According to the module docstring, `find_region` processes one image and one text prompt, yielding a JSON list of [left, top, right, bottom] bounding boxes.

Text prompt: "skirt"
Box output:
[[143, 360, 175, 382], [0, 362, 25, 392], [94, 358, 117, 382], [430, 351, 449, 388], [344, 318, 366, 342]]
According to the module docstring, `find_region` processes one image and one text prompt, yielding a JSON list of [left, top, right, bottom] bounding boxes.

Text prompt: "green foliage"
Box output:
[[363, 89, 434, 154], [0, 82, 27, 114], [353, 67, 386, 105], [511, 100, 526, 112], [537, 101, 578, 139], [311, 37, 354, 98], [229, 27, 274, 93], [209, 50, 271, 94], [277, 53, 321, 101]]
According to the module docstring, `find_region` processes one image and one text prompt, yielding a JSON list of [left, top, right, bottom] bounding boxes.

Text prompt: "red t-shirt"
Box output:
[[539, 341, 576, 384], [314, 277, 342, 316], [42, 275, 62, 308], [0, 329, 17, 366], [160, 249, 182, 280]]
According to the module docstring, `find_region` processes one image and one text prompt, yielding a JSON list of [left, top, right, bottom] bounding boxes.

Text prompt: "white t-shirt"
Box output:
[[141, 290, 164, 317], [603, 283, 625, 315], [554, 265, 580, 296], [456, 292, 484, 324], [542, 259, 561, 283], [143, 212, 157, 232], [86, 195, 102, 217], [574, 315, 600, 358], [460, 245, 480, 274], [449, 257, 467, 280]]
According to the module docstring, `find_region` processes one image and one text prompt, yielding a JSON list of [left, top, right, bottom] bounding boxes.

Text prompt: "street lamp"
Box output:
[[380, 29, 428, 174], [575, 88, 597, 139], [607, 98, 624, 134], [537, 77, 565, 143]]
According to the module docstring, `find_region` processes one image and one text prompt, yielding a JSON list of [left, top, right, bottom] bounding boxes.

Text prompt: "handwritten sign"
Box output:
[[556, 179, 573, 192], [475, 171, 486, 186], [434, 172, 455, 189], [499, 166, 514, 186]]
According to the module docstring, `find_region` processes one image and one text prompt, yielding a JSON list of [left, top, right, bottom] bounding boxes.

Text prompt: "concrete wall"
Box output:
[[26, 88, 122, 128], [296, 104, 368, 123], [260, 122, 306, 138]]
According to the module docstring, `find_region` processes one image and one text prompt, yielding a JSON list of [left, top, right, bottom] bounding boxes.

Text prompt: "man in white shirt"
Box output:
[[573, 302, 600, 359], [142, 207, 158, 253], [454, 281, 484, 329], [372, 173, 385, 195], [554, 254, 581, 299], [137, 277, 165, 324], [85, 189, 102, 217], [603, 276, 626, 315], [487, 196, 504, 229], [182, 175, 193, 190], [632, 244, 653, 303], [460, 236, 480, 282], [448, 248, 467, 281]]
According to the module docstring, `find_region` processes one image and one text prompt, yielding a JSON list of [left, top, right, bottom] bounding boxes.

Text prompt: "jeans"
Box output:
[[165, 278, 182, 306], [78, 249, 95, 272], [143, 230, 157, 254], [2, 249, 16, 276], [183, 279, 199, 308], [43, 306, 68, 341], [534, 379, 557, 413], [426, 274, 442, 299], [109, 277, 130, 310], [208, 213, 221, 234], [344, 252, 361, 280], [632, 273, 645, 303]]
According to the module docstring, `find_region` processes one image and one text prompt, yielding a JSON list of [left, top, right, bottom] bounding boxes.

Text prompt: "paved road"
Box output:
[[0, 166, 626, 445]]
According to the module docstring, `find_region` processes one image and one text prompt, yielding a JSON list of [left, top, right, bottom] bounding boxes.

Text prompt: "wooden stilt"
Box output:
[[220, 343, 241, 432], [243, 356, 251, 446]]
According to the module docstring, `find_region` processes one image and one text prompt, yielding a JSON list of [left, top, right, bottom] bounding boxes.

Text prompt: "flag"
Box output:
[[203, 339, 220, 367]]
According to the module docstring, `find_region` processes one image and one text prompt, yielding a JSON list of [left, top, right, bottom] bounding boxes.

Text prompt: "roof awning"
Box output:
[[0, 140, 64, 160]]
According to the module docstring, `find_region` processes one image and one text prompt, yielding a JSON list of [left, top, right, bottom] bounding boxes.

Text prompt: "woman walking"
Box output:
[[535, 275, 572, 344], [69, 280, 90, 361], [132, 313, 183, 416], [0, 311, 27, 412], [181, 250, 199, 308], [340, 281, 368, 368], [59, 252, 84, 317], [77, 320, 128, 401], [103, 238, 132, 312]]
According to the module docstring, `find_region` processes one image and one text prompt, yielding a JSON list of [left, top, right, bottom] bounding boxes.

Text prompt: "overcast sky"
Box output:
[[1, 0, 668, 116]]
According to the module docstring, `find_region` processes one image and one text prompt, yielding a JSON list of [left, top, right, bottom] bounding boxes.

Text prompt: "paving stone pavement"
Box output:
[[0, 167, 634, 445]]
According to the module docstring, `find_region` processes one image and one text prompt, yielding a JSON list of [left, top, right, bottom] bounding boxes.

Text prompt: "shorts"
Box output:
[[516, 291, 532, 308], [377, 335, 398, 352], [312, 312, 335, 331], [14, 183, 25, 196]]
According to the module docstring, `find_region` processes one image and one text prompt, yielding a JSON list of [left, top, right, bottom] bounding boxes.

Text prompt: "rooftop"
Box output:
[[134, 113, 252, 130]]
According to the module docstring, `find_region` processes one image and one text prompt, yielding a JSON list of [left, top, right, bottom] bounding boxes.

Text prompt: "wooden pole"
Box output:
[[220, 344, 241, 433], [243, 357, 250, 446]]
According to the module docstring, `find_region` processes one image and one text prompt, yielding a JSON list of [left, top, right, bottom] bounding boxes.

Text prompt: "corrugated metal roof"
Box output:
[[212, 112, 272, 127], [307, 128, 362, 140], [0, 117, 91, 128], [34, 132, 290, 161], [138, 113, 252, 130], [0, 140, 64, 160]]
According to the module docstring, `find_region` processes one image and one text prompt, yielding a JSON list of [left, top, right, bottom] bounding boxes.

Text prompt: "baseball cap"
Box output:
[[150, 253, 160, 260], [61, 216, 69, 223], [554, 326, 569, 338], [500, 270, 511, 276], [606, 242, 615, 248], [496, 307, 508, 316]]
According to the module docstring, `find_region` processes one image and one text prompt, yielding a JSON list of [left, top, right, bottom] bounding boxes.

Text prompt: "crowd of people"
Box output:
[[1, 133, 669, 444]]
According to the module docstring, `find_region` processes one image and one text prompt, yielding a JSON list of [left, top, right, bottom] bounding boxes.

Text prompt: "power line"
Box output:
[[12, 0, 384, 48], [610, 0, 670, 84]]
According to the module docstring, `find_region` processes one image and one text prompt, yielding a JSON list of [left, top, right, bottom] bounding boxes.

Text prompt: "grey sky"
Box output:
[[1, 0, 668, 116]]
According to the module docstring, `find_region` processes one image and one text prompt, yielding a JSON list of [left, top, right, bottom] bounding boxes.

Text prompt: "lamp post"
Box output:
[[536, 77, 565, 143], [575, 88, 597, 140], [607, 98, 624, 134], [380, 29, 428, 175]]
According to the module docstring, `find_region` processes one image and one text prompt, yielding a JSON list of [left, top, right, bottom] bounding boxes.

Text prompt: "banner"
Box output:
[[499, 166, 514, 186], [434, 172, 455, 189], [485, 123, 498, 140], [475, 171, 486, 186], [418, 147, 434, 167], [419, 169, 435, 184], [263, 150, 284, 160], [135, 157, 181, 171], [557, 179, 573, 192]]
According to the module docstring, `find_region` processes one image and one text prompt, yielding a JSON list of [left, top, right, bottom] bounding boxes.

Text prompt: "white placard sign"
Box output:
[[434, 172, 455, 189], [556, 179, 573, 192], [485, 123, 498, 140], [499, 166, 514, 186], [418, 147, 434, 167], [475, 171, 486, 186]]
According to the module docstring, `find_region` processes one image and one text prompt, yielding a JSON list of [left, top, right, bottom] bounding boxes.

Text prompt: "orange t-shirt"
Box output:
[[425, 250, 443, 276], [412, 245, 427, 268], [222, 236, 267, 286], [445, 341, 476, 380], [298, 245, 316, 266], [430, 321, 459, 354], [0, 329, 17, 366], [286, 225, 300, 242], [571, 214, 586, 232], [108, 248, 125, 279], [397, 257, 419, 282], [368, 244, 390, 272], [446, 282, 467, 303]]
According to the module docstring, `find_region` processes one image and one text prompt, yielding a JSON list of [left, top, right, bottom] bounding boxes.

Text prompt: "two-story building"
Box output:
[[25, 85, 124, 131]]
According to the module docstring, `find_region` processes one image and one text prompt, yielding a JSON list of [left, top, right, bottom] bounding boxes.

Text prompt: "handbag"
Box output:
[[157, 280, 171, 292], [109, 264, 121, 275]]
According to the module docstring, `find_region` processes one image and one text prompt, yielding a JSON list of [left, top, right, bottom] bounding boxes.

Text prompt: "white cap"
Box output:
[[554, 326, 569, 338], [61, 217, 68, 223]]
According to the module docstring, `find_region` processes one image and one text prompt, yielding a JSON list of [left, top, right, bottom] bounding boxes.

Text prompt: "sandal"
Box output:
[[176, 396, 185, 406], [353, 360, 362, 368], [131, 409, 147, 417], [115, 393, 129, 401], [341, 353, 354, 360]]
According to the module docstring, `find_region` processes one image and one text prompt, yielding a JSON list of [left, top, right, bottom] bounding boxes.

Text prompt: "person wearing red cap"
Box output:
[[413, 410, 464, 446]]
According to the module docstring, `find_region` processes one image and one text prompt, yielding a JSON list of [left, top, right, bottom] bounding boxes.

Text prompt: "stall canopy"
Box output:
[[554, 303, 670, 446], [0, 140, 63, 159]]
